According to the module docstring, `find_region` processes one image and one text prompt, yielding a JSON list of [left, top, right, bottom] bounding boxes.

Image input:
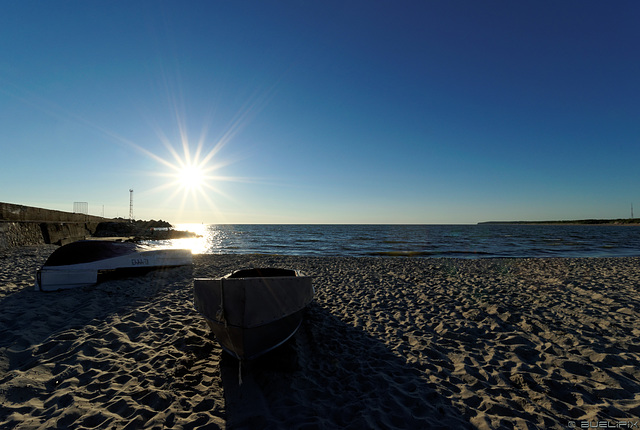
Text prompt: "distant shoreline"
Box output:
[[479, 218, 640, 226]]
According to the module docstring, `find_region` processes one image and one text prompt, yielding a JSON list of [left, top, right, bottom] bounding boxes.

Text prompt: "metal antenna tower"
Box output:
[[129, 189, 134, 222]]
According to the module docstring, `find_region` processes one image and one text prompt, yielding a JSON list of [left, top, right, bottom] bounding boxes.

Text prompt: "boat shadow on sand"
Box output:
[[220, 302, 471, 430]]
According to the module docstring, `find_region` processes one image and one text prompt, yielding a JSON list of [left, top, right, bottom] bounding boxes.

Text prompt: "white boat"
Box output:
[[194, 268, 314, 360], [35, 240, 192, 291]]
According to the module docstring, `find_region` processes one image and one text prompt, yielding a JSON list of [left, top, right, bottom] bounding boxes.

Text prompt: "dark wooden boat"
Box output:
[[193, 268, 314, 360]]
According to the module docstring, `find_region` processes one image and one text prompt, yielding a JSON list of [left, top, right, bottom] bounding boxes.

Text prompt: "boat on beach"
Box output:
[[194, 268, 314, 360], [35, 240, 193, 291]]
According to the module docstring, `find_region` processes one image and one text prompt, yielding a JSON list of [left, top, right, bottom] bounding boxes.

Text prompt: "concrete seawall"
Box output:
[[0, 202, 116, 250]]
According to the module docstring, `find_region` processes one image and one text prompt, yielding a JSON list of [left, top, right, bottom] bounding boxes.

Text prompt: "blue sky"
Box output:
[[1, 1, 638, 224]]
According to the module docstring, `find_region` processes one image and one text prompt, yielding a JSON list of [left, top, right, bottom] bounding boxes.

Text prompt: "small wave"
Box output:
[[368, 251, 436, 257], [368, 249, 496, 258], [438, 250, 494, 257]]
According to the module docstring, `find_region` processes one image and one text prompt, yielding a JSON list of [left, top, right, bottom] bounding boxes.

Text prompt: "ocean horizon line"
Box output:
[[175, 218, 640, 227]]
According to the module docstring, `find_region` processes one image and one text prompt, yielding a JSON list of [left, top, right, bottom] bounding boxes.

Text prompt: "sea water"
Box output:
[[153, 224, 640, 258]]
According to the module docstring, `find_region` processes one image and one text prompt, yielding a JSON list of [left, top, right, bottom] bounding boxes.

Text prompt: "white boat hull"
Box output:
[[36, 247, 192, 291]]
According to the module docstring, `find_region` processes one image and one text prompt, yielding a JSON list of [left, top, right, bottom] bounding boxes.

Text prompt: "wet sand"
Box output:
[[1, 246, 639, 429]]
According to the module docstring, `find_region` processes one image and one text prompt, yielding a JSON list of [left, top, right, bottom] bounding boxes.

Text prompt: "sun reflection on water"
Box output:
[[141, 223, 212, 254], [163, 223, 212, 254]]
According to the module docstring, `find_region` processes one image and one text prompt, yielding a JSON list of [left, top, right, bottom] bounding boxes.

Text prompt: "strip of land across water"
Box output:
[[479, 218, 640, 225]]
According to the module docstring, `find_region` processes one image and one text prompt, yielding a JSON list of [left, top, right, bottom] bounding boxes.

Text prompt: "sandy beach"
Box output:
[[1, 246, 639, 429]]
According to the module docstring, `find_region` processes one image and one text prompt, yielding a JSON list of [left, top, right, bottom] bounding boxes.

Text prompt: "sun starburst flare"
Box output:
[[145, 139, 237, 221], [133, 80, 278, 222]]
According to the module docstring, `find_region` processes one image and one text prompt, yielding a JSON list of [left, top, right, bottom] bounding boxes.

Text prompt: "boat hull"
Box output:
[[194, 269, 314, 360], [37, 268, 99, 290], [202, 309, 306, 360], [36, 245, 192, 291]]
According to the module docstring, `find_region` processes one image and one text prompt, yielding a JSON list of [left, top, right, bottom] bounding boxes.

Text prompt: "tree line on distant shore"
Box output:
[[479, 218, 640, 225]]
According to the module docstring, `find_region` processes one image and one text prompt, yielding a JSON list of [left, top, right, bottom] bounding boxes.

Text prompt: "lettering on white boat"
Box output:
[[568, 420, 639, 428], [131, 258, 150, 266]]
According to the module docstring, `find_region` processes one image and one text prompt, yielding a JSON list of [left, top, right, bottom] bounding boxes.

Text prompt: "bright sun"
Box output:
[[138, 133, 235, 217], [177, 163, 206, 191]]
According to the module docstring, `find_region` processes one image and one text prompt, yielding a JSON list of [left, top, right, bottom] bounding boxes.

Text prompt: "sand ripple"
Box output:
[[1, 249, 639, 429]]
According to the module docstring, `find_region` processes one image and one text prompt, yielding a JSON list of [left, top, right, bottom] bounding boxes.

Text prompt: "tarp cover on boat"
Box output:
[[227, 268, 297, 279], [43, 240, 142, 266]]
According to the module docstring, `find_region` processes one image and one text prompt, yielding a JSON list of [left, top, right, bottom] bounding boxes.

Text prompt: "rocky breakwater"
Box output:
[[93, 220, 197, 241]]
